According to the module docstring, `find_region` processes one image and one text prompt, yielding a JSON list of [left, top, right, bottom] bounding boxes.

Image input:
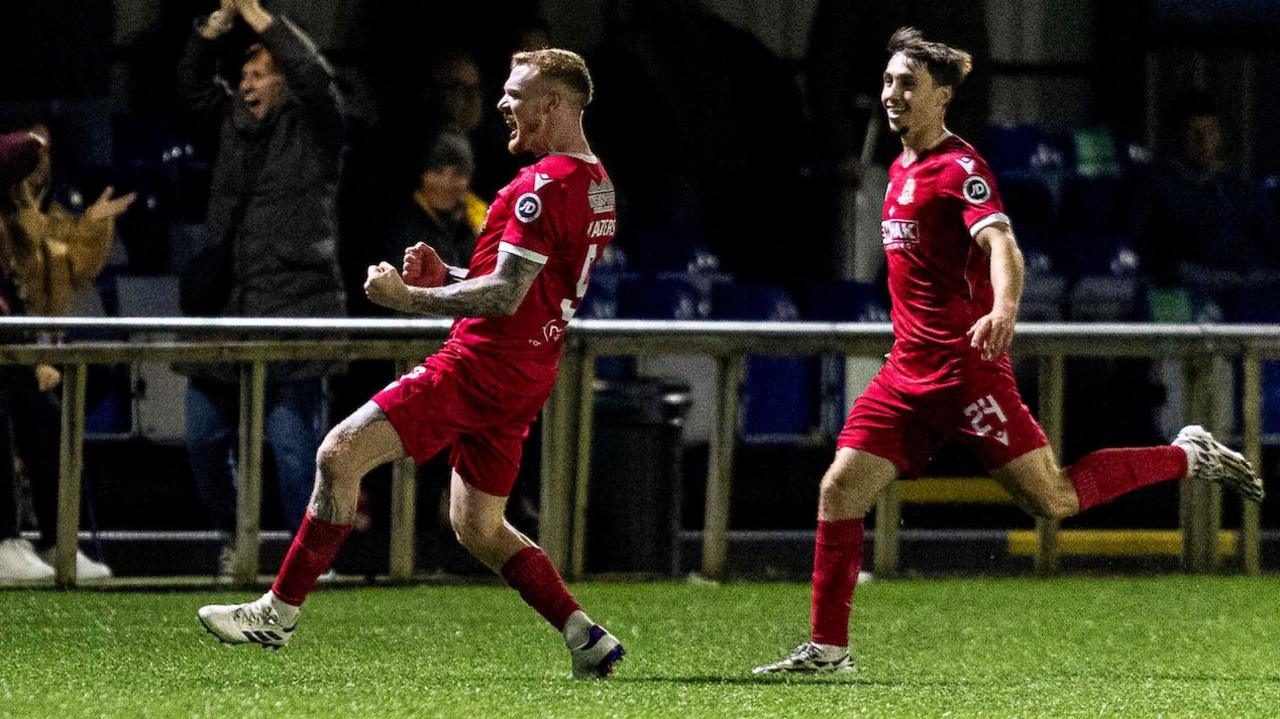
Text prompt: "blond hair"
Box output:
[[511, 48, 593, 107]]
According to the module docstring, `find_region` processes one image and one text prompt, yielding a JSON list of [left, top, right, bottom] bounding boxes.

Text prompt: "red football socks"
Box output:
[[501, 547, 581, 631], [810, 517, 865, 647], [1067, 446, 1188, 513], [270, 511, 353, 607]]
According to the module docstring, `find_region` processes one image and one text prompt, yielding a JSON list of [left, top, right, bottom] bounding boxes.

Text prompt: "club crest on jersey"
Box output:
[[897, 177, 916, 205], [515, 192, 542, 223], [881, 219, 919, 251], [962, 175, 991, 204], [588, 178, 615, 214]]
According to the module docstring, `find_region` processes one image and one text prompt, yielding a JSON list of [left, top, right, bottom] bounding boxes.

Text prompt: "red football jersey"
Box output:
[[880, 135, 1011, 382], [446, 152, 616, 395]]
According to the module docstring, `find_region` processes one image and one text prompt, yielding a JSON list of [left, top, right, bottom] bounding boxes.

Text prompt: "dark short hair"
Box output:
[[422, 132, 474, 175], [887, 27, 973, 90], [511, 48, 593, 107]]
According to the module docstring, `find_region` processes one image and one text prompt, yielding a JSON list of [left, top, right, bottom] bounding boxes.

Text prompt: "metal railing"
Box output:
[[2, 317, 1277, 586]]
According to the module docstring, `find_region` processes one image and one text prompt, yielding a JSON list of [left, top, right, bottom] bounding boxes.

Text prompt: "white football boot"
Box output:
[[569, 624, 625, 679], [197, 593, 297, 649], [752, 642, 856, 674], [1174, 425, 1264, 502]]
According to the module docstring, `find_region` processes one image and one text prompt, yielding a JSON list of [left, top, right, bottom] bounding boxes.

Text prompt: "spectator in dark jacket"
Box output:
[[385, 132, 485, 273], [176, 0, 346, 571]]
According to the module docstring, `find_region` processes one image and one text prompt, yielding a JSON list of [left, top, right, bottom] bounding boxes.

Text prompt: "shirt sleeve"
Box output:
[[939, 158, 1010, 237], [500, 173, 558, 265]]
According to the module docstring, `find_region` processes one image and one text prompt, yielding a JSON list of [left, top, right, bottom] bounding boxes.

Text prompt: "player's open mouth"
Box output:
[[503, 114, 518, 138]]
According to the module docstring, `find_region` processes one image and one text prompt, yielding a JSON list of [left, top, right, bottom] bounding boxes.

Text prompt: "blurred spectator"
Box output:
[[0, 128, 127, 580], [424, 51, 484, 136], [175, 0, 346, 571], [1133, 91, 1280, 292], [387, 132, 486, 270]]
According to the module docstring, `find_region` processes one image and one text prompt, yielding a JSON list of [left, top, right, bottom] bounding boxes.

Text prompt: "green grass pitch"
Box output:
[[1, 577, 1276, 718]]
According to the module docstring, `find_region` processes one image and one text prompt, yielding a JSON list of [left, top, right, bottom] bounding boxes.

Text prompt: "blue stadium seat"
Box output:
[[617, 275, 707, 320], [712, 283, 813, 440], [978, 125, 1048, 176], [1068, 275, 1142, 321], [1060, 174, 1126, 231], [1021, 273, 1067, 321], [801, 280, 888, 323]]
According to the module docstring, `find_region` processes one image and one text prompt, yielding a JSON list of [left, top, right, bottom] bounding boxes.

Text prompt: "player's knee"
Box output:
[[819, 468, 875, 517], [315, 428, 353, 485], [449, 508, 501, 551]]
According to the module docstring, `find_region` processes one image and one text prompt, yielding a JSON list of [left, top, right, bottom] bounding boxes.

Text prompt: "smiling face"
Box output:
[[881, 52, 951, 140], [239, 49, 287, 120], [497, 63, 552, 155]]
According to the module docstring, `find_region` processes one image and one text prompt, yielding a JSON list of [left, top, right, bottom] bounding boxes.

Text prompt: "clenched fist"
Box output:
[[402, 242, 448, 288], [364, 262, 412, 312]]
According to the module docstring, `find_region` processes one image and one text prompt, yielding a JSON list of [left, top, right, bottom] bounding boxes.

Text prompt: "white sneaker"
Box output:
[[1174, 425, 1264, 502], [569, 624, 625, 679], [752, 642, 856, 674], [41, 547, 113, 580], [0, 538, 55, 581], [197, 594, 296, 649]]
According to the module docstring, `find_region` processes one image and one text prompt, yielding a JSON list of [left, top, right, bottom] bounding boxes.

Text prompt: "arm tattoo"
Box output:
[[407, 251, 542, 317]]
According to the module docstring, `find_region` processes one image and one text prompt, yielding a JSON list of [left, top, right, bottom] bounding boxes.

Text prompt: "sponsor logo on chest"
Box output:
[[588, 177, 615, 214], [881, 219, 920, 251]]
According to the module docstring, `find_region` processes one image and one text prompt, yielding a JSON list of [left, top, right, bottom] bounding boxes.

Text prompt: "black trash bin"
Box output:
[[587, 378, 692, 574]]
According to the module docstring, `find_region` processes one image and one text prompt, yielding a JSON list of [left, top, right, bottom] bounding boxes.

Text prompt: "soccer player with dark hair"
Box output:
[[198, 48, 625, 680], [753, 27, 1263, 674]]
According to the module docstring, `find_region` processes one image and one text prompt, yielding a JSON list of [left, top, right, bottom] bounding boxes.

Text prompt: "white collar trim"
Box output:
[[550, 151, 598, 163]]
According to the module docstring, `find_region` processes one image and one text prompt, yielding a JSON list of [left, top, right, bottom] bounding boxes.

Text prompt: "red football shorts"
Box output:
[[372, 348, 551, 497], [837, 359, 1048, 477]]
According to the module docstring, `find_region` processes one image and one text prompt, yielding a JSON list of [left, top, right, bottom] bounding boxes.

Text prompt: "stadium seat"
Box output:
[[1060, 175, 1126, 231], [114, 275, 186, 440], [1071, 126, 1122, 177], [1021, 273, 1067, 321], [978, 124, 1048, 176], [617, 274, 706, 320], [800, 280, 889, 435], [801, 280, 888, 323], [1068, 275, 1142, 321], [712, 283, 813, 440]]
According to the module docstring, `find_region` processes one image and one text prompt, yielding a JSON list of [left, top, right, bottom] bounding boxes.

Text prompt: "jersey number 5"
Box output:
[[560, 243, 600, 321]]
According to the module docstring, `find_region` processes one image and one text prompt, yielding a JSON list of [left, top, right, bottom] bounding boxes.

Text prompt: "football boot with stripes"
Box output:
[[752, 642, 856, 674], [198, 596, 295, 649]]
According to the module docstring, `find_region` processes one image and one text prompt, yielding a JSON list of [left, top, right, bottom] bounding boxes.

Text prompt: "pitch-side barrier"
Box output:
[[0, 318, 1275, 586]]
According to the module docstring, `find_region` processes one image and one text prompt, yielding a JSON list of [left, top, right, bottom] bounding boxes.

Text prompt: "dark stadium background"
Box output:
[[2, 0, 1279, 578]]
